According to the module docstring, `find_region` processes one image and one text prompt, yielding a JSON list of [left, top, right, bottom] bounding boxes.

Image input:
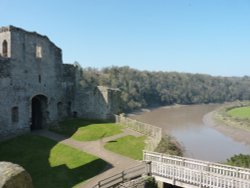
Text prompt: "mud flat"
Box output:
[[129, 104, 250, 162], [203, 110, 250, 145]]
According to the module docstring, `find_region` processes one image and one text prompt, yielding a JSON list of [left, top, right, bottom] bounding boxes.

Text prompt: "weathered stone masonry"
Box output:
[[0, 25, 120, 138]]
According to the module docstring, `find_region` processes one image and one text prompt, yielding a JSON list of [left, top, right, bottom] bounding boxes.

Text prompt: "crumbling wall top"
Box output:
[[0, 25, 61, 51]]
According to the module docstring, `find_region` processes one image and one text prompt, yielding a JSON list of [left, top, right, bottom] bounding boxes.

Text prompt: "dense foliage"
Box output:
[[79, 65, 250, 112], [144, 176, 158, 188], [154, 136, 183, 156], [226, 154, 250, 168]]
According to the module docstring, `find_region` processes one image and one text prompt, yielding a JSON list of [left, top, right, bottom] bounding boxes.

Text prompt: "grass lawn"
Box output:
[[0, 134, 108, 188], [227, 106, 250, 119], [50, 118, 124, 141], [104, 135, 145, 160]]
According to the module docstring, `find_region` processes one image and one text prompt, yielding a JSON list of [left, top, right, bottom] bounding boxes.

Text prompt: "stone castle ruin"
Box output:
[[0, 25, 120, 138]]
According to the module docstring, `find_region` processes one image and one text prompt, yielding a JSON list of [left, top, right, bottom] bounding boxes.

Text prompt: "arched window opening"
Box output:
[[2, 40, 8, 57], [11, 106, 19, 123]]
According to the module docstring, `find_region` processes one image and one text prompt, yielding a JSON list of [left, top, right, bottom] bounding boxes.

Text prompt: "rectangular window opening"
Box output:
[[11, 106, 19, 123], [36, 45, 42, 58], [38, 75, 41, 83]]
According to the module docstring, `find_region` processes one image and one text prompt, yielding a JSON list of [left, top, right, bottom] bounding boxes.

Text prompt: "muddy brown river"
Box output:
[[129, 104, 250, 162]]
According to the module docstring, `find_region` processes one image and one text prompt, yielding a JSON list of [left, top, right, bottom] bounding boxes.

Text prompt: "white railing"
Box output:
[[151, 162, 250, 188], [144, 151, 250, 188]]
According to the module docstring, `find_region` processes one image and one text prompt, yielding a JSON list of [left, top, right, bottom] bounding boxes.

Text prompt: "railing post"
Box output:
[[161, 153, 164, 163], [199, 171, 203, 188], [207, 163, 210, 172], [236, 168, 239, 178], [146, 161, 152, 176], [122, 171, 125, 182]]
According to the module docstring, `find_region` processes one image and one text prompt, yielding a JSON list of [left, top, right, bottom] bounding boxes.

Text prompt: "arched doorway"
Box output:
[[31, 95, 48, 130]]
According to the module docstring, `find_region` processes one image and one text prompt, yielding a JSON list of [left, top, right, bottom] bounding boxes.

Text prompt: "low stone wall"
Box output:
[[118, 176, 157, 188], [118, 177, 146, 188], [0, 162, 33, 188], [115, 115, 162, 151]]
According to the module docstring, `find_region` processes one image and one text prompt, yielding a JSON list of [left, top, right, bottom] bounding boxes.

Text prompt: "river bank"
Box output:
[[203, 109, 250, 146], [128, 104, 250, 162]]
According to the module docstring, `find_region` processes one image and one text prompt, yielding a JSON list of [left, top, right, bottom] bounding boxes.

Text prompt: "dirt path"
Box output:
[[33, 128, 143, 188]]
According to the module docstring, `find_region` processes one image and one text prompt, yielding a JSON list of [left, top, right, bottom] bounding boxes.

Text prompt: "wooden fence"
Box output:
[[115, 115, 162, 151]]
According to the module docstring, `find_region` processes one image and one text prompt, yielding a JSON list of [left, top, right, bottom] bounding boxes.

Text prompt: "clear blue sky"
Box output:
[[0, 0, 249, 76]]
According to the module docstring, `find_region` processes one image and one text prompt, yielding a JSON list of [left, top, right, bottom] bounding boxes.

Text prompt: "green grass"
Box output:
[[104, 135, 145, 160], [227, 106, 250, 119], [50, 118, 124, 141], [72, 123, 123, 141], [215, 102, 250, 131], [0, 134, 108, 188]]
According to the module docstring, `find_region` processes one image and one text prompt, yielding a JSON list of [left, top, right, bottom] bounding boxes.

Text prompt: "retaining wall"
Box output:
[[115, 115, 162, 151]]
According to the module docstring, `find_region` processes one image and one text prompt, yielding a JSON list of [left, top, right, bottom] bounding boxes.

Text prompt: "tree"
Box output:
[[226, 154, 250, 168], [79, 66, 250, 112]]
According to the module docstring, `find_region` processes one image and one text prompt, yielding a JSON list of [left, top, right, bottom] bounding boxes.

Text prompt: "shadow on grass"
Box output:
[[0, 134, 112, 188], [108, 140, 117, 143], [49, 118, 123, 142], [49, 118, 110, 138]]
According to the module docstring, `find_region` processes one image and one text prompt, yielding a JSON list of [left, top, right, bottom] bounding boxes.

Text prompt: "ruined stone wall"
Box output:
[[67, 64, 121, 120], [73, 86, 109, 119], [0, 26, 65, 137], [73, 85, 121, 120], [61, 64, 77, 117], [0, 27, 11, 58], [0, 25, 121, 138], [0, 58, 10, 78]]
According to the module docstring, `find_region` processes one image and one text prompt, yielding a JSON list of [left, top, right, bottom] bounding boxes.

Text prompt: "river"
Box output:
[[128, 104, 250, 162]]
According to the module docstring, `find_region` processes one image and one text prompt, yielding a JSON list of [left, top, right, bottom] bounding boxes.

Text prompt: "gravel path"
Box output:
[[33, 128, 143, 188]]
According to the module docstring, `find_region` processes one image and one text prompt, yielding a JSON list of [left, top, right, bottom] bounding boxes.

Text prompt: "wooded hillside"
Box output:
[[78, 65, 250, 112]]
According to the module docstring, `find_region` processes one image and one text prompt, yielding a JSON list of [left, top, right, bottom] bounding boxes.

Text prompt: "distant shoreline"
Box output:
[[126, 104, 187, 116], [203, 110, 250, 145]]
